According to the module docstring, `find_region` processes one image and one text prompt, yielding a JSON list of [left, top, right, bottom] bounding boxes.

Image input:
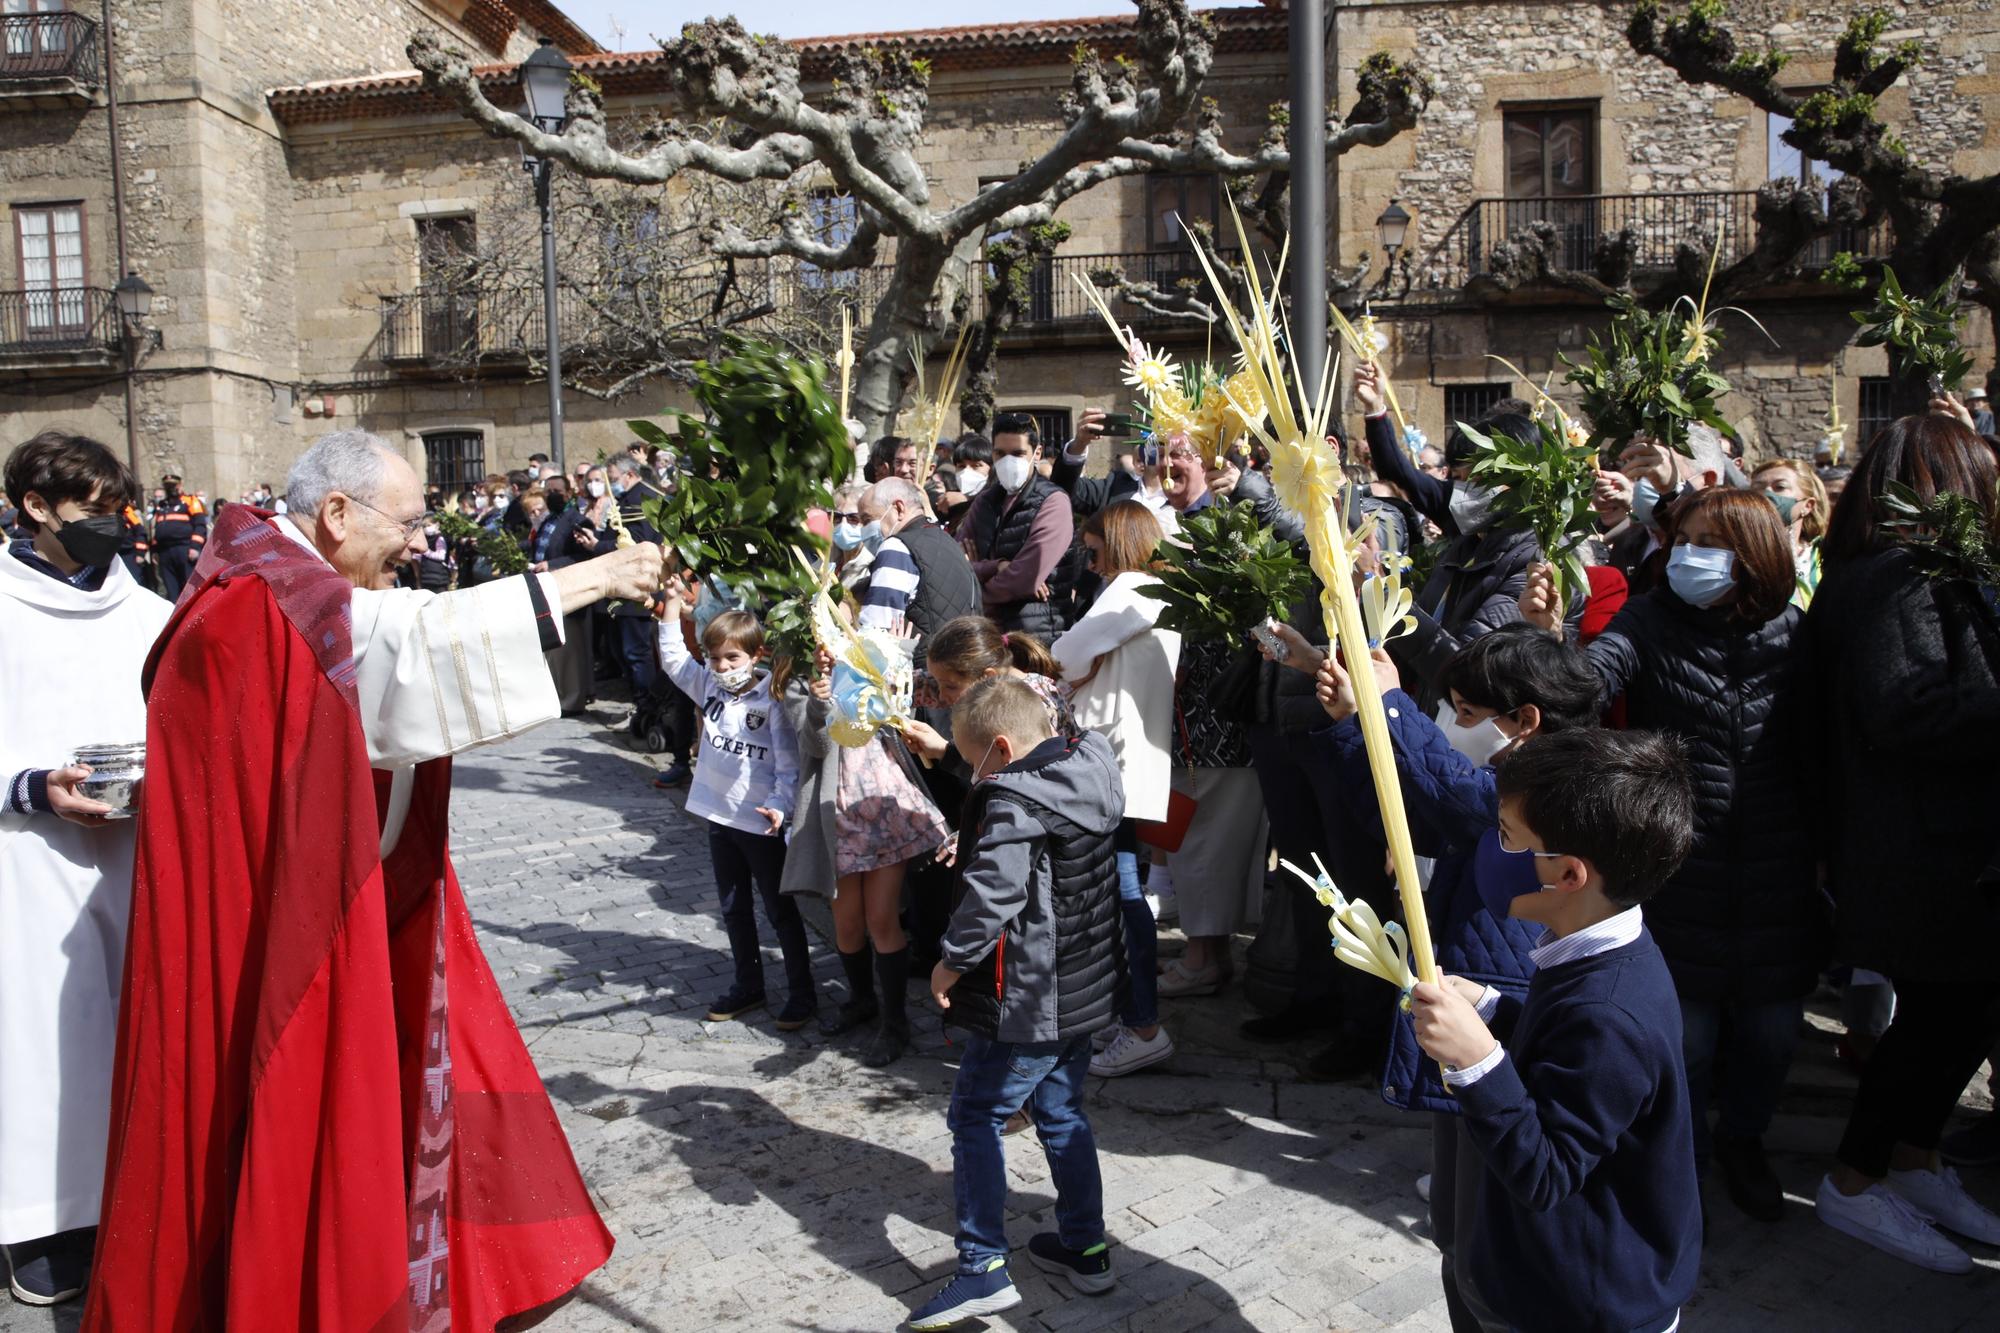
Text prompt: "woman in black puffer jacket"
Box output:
[[1522, 486, 1823, 1222]]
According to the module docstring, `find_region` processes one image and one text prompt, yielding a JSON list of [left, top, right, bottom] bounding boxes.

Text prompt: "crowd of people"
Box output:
[[3, 365, 1998, 1329]]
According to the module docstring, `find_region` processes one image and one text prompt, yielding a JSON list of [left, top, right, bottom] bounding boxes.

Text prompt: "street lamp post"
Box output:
[[113, 269, 154, 473], [1287, 0, 1327, 422], [519, 38, 573, 475], [1373, 199, 1413, 301]]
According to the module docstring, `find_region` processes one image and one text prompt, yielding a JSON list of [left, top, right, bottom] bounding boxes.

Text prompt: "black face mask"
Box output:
[[53, 513, 124, 568]]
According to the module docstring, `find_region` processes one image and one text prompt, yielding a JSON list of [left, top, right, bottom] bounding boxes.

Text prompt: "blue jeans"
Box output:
[[1116, 845, 1158, 1030], [947, 1033, 1102, 1272], [1679, 995, 1804, 1160]]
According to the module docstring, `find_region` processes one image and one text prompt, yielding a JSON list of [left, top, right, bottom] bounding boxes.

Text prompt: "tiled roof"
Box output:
[[267, 6, 1282, 126], [508, 0, 603, 56]]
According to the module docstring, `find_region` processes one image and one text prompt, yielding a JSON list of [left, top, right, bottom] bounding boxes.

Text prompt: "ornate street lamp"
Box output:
[[113, 269, 154, 322], [520, 38, 573, 473], [1373, 200, 1415, 301]]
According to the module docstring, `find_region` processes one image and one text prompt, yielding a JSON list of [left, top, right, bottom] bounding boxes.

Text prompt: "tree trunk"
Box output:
[[850, 233, 983, 443]]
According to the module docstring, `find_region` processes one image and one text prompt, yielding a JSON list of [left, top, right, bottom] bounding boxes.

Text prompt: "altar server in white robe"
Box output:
[[0, 431, 171, 1306]]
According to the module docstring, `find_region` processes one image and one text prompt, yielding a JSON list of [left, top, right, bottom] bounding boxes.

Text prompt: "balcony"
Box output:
[[1418, 191, 1892, 298], [376, 251, 1232, 369], [0, 13, 103, 107], [0, 287, 121, 373]]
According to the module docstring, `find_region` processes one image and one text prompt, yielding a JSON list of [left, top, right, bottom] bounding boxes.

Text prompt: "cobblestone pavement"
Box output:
[[7, 704, 1998, 1332]]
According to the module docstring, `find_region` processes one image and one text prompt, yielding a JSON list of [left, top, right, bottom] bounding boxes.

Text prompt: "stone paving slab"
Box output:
[[6, 704, 1998, 1332]]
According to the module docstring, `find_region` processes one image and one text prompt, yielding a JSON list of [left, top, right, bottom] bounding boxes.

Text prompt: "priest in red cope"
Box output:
[[87, 431, 664, 1331]]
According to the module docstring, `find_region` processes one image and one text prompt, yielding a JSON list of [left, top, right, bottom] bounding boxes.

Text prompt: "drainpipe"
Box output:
[[101, 0, 139, 474]]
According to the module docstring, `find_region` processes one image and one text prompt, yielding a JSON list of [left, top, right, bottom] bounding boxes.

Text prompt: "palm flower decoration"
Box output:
[[1463, 356, 1599, 615], [905, 318, 974, 487], [1074, 277, 1264, 467], [798, 551, 917, 748], [1121, 335, 1179, 395], [1330, 303, 1411, 441], [1821, 370, 1848, 466], [1183, 198, 1439, 992], [1281, 856, 1416, 1001], [1360, 551, 1418, 649]]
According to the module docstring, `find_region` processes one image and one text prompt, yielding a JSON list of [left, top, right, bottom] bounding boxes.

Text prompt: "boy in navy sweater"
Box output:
[[1411, 728, 1700, 1333]]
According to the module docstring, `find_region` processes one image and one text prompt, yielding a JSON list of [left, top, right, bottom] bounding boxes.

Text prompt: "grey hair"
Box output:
[[608, 454, 642, 479], [287, 430, 397, 516], [866, 477, 924, 511]]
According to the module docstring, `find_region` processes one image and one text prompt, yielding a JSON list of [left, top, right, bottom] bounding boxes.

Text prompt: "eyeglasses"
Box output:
[[833, 511, 863, 525], [1497, 825, 1566, 858], [345, 494, 428, 540]]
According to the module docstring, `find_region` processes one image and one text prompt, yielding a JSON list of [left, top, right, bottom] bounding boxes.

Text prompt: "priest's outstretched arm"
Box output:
[[349, 545, 663, 769]]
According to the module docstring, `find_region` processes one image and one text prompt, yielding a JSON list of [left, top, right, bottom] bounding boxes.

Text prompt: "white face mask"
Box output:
[[527, 465, 542, 480], [714, 663, 757, 693], [491, 495, 508, 513], [1447, 482, 1497, 534], [1434, 700, 1514, 768], [587, 481, 607, 499], [958, 466, 990, 498], [993, 454, 1035, 494]]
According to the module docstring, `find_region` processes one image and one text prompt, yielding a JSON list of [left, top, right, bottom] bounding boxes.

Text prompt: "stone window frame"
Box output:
[[1004, 406, 1073, 450], [398, 199, 483, 293], [402, 423, 496, 493], [1442, 382, 1514, 430], [1144, 172, 1221, 251]]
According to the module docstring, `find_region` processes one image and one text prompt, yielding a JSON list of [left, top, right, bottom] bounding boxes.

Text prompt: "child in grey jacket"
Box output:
[[910, 676, 1128, 1330]]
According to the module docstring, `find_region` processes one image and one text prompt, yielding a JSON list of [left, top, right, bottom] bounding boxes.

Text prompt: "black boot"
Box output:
[[861, 946, 911, 1068], [823, 948, 880, 1035], [1713, 1132, 1785, 1222]]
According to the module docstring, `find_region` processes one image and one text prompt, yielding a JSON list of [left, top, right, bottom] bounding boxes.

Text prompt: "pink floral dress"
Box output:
[[833, 734, 949, 875]]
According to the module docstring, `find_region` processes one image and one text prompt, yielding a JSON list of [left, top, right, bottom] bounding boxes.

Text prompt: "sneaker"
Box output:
[[1027, 1232, 1115, 1296], [652, 761, 692, 789], [1888, 1164, 2000, 1245], [774, 993, 817, 1032], [907, 1258, 1020, 1329], [1415, 1173, 1432, 1204], [1145, 885, 1178, 923], [705, 989, 765, 1022], [1942, 1113, 2000, 1169], [1089, 1026, 1174, 1078], [1156, 958, 1225, 998], [1816, 1174, 1972, 1273], [1091, 1024, 1123, 1052], [4, 1231, 90, 1306], [1713, 1133, 1785, 1223], [820, 996, 879, 1036]]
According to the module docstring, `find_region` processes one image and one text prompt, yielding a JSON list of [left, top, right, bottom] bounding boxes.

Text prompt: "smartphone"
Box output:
[[1101, 412, 1139, 434]]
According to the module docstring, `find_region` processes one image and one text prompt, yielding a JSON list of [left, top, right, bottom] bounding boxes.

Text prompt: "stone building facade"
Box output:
[[1, 1, 1996, 499]]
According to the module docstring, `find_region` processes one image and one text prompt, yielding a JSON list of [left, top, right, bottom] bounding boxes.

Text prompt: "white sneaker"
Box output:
[[1090, 1026, 1174, 1078], [1091, 1024, 1123, 1052], [1888, 1165, 2000, 1245], [1816, 1174, 1973, 1273], [1146, 869, 1178, 922], [1415, 1173, 1432, 1204]]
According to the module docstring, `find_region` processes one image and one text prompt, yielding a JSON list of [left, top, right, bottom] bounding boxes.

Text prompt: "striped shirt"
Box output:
[[657, 623, 799, 837], [858, 536, 922, 630]]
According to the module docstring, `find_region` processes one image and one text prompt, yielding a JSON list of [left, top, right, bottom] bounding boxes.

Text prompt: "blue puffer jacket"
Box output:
[[1313, 688, 1542, 1114]]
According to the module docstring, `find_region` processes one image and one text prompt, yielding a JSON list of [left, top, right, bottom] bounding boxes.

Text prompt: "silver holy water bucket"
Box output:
[[70, 742, 146, 819]]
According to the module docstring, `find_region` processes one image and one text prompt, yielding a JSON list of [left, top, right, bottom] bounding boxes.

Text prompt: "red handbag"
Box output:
[[1135, 785, 1198, 852]]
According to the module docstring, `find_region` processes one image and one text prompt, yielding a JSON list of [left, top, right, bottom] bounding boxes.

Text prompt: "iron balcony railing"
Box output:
[[0, 12, 102, 84], [1419, 190, 1892, 293], [377, 250, 1237, 365], [0, 287, 119, 355]]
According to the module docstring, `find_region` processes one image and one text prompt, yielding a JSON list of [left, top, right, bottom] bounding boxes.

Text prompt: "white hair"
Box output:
[[286, 430, 397, 516]]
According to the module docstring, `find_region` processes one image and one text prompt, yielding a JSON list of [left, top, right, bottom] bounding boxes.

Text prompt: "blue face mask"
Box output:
[[1666, 544, 1736, 608], [1630, 477, 1663, 529], [1472, 829, 1548, 922], [856, 520, 886, 555], [831, 521, 868, 552]]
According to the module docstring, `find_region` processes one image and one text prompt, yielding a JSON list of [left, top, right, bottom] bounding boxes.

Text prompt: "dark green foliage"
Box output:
[[1563, 295, 1737, 454], [635, 335, 853, 603], [433, 508, 528, 576], [1852, 269, 1976, 392], [1878, 483, 2000, 587], [1138, 501, 1311, 642], [1462, 415, 1598, 611], [764, 581, 843, 674]]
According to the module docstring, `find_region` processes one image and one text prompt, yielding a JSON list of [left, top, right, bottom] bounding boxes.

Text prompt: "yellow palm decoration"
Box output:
[[1186, 200, 1439, 993], [1361, 554, 1418, 649], [1281, 856, 1416, 998]]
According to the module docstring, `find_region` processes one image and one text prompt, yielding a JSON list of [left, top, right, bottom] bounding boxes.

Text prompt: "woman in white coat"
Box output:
[[1052, 500, 1182, 1078], [0, 432, 171, 1305]]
